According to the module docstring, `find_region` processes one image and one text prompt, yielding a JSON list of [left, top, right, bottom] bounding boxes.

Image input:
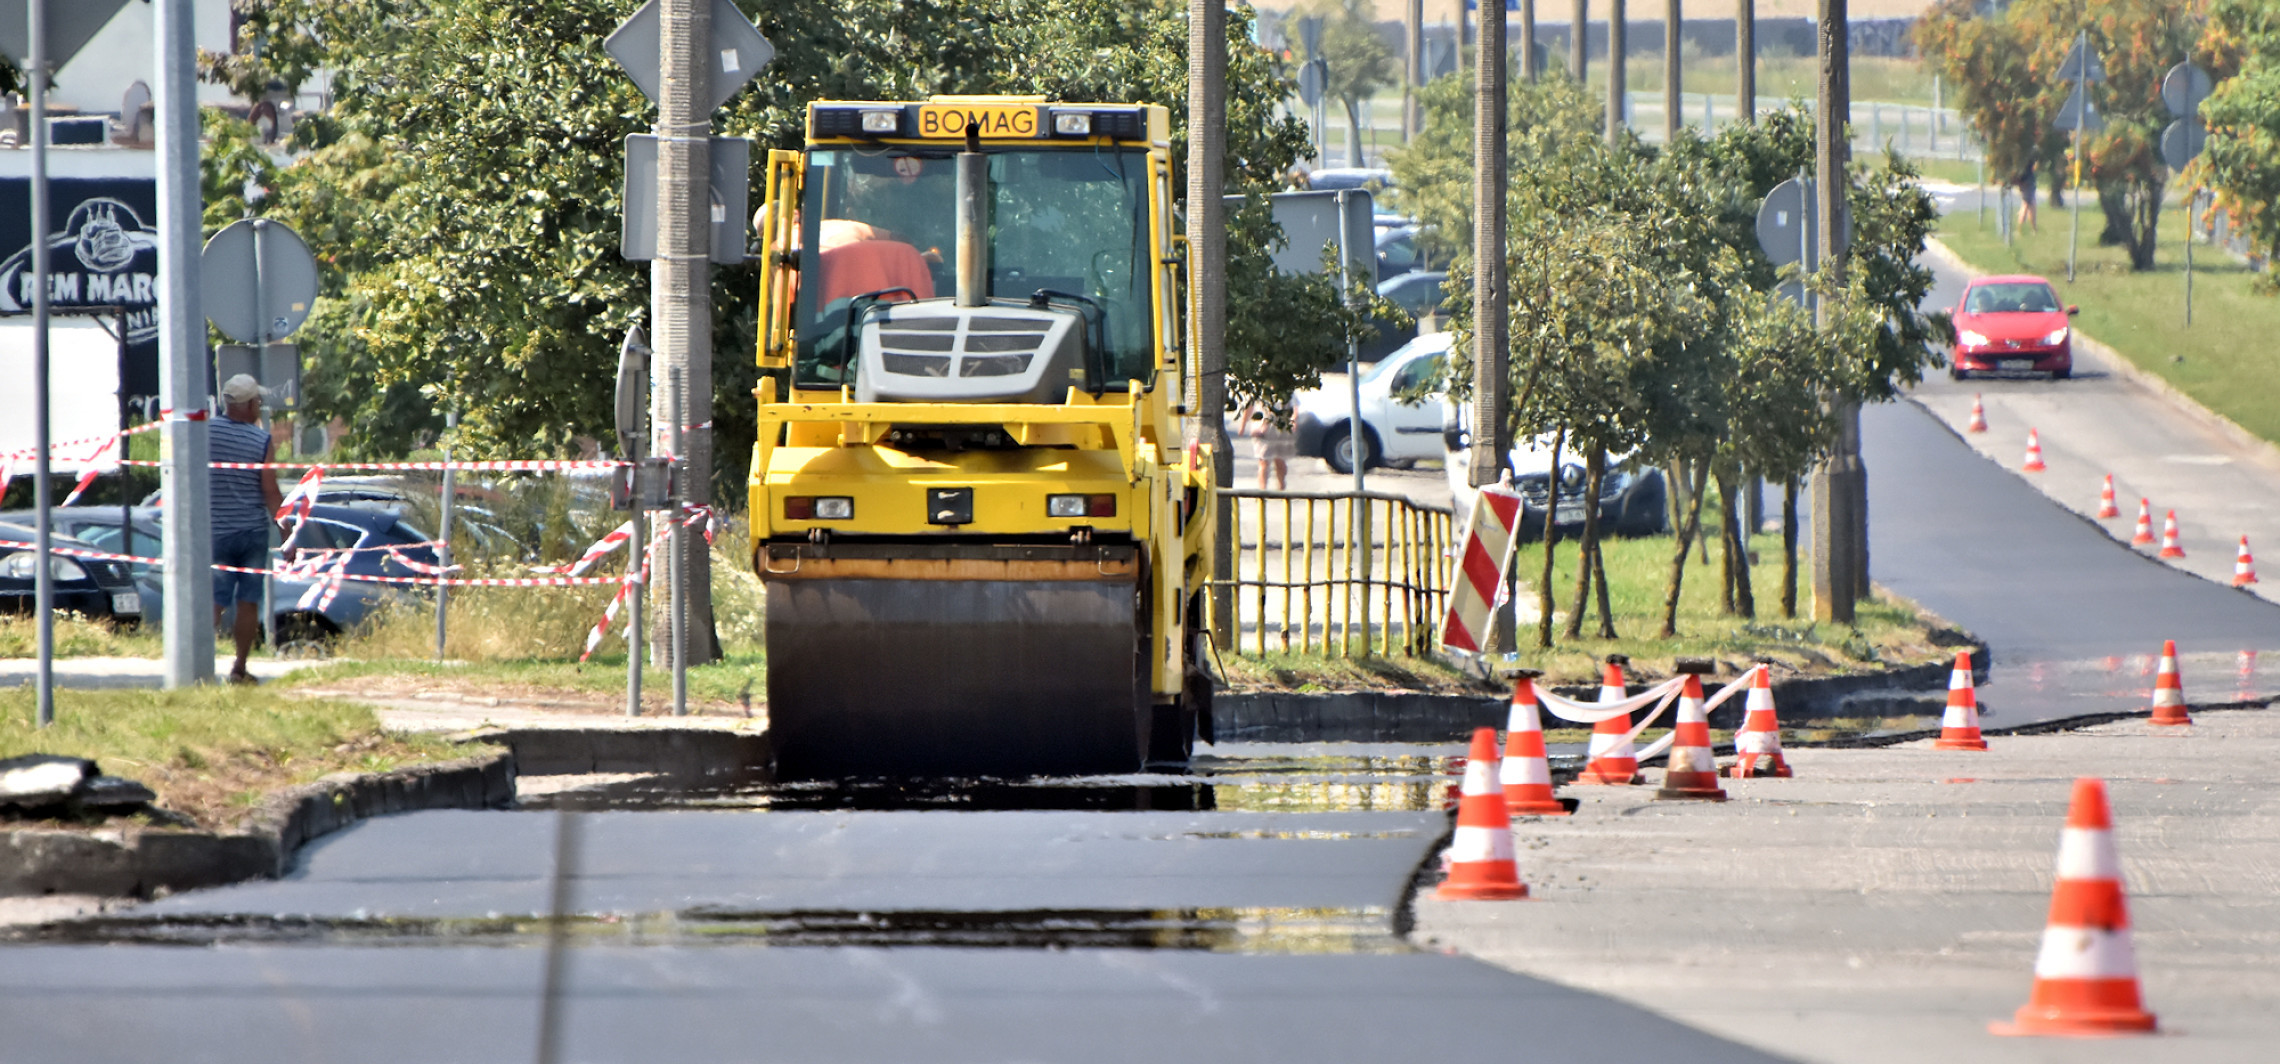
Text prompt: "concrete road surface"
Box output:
[[1417, 707, 2280, 1064]]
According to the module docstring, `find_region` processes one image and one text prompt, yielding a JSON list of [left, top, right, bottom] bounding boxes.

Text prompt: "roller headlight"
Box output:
[[784, 496, 853, 520], [859, 110, 900, 134], [1048, 493, 1116, 518], [1052, 112, 1092, 136]]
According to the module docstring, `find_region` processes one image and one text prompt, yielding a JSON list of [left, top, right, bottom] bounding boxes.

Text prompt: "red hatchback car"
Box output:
[[1950, 274, 2079, 379]]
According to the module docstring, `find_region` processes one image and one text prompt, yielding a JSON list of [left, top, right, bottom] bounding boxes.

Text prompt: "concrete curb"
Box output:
[[1215, 656, 1981, 744], [1, 751, 514, 899], [1922, 236, 2280, 476]]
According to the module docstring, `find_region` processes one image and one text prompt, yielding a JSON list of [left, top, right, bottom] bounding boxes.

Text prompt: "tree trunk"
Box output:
[[1658, 460, 1712, 638], [1343, 97, 1365, 166], [1716, 468, 1737, 615], [1591, 522, 1617, 639], [1725, 468, 1755, 618], [1780, 477, 1798, 618], [2128, 178, 2162, 270], [1537, 429, 1565, 649], [1565, 446, 1606, 641]]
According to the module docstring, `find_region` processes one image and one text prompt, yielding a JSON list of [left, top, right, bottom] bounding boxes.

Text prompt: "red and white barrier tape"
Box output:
[[119, 458, 631, 472], [0, 539, 627, 588], [0, 420, 161, 466]]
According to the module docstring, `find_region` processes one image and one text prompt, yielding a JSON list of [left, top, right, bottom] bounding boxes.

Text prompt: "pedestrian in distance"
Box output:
[[1239, 399, 1294, 491], [2015, 160, 2039, 233], [211, 374, 287, 685]]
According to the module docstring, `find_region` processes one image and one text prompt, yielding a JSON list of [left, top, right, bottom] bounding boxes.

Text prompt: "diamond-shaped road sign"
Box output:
[[1297, 58, 1327, 110], [0, 0, 128, 66], [2053, 84, 2105, 133], [606, 0, 774, 111], [2055, 41, 2106, 84]]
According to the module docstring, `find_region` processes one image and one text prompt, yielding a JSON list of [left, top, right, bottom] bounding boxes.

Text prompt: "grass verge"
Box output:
[[1934, 195, 2280, 444], [1, 686, 462, 830], [0, 614, 160, 659]]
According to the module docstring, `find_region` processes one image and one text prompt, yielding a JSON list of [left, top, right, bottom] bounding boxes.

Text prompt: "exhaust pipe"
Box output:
[[955, 150, 988, 307]]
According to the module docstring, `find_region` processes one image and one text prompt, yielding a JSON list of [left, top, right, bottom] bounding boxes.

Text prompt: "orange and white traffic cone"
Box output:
[[1729, 664, 1793, 779], [2233, 536, 2258, 587], [1967, 394, 1988, 433], [2148, 640, 2190, 727], [1435, 727, 1530, 901], [1573, 655, 1640, 785], [1655, 671, 1727, 801], [2096, 475, 2119, 519], [1935, 650, 1989, 751], [1992, 777, 2158, 1037], [2157, 511, 2186, 559], [1500, 676, 1570, 817], [2022, 428, 2047, 473], [2130, 499, 2155, 546]]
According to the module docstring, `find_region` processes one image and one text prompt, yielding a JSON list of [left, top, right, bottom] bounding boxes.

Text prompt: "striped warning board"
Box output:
[[1440, 484, 1525, 654]]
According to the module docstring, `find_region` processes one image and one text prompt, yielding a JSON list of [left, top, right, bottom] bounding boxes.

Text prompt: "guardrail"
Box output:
[[1215, 488, 1456, 658]]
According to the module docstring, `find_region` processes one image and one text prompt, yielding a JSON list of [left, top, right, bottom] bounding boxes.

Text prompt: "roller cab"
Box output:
[[751, 97, 1214, 779]]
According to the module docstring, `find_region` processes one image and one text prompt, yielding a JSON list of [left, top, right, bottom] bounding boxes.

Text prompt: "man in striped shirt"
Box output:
[[212, 375, 286, 684]]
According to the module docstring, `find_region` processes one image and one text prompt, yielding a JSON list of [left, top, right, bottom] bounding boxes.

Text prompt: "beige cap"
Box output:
[[220, 373, 266, 404]]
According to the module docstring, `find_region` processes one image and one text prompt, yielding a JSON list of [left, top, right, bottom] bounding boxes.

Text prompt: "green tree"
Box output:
[[2194, 0, 2280, 284], [207, 0, 1335, 481], [1297, 0, 1398, 167], [1923, 0, 2210, 269]]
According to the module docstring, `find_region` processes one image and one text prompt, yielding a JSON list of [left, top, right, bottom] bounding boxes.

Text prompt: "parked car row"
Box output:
[[1285, 332, 1670, 539], [0, 504, 440, 647]]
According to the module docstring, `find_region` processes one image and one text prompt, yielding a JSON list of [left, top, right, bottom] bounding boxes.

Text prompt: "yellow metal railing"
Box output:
[[1215, 489, 1455, 657]]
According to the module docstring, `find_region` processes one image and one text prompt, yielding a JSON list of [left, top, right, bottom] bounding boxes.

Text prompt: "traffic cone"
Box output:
[[1655, 671, 1727, 801], [1499, 676, 1570, 817], [1992, 777, 2158, 1037], [1435, 727, 1530, 901], [1730, 664, 1793, 779], [1967, 394, 1988, 433], [1573, 655, 1640, 785], [2130, 500, 2155, 546], [2022, 428, 2047, 473], [2233, 536, 2258, 587], [2157, 511, 2186, 559], [1935, 650, 1989, 751], [2148, 640, 2189, 727], [2096, 475, 2119, 519]]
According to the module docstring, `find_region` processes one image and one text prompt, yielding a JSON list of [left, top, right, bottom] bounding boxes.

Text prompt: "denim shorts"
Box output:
[[212, 526, 270, 606]]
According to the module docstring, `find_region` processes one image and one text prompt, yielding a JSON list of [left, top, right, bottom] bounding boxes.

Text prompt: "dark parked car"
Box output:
[[0, 519, 145, 625], [7, 505, 436, 645], [1439, 417, 1669, 539]]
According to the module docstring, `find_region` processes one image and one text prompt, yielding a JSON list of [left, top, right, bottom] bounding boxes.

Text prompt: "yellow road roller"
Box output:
[[749, 96, 1215, 778]]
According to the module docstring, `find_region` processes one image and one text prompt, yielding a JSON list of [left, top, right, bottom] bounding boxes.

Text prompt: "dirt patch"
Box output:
[[294, 674, 754, 719]]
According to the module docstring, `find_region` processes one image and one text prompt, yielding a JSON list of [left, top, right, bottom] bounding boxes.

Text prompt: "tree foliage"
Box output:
[[1293, 0, 1398, 168], [201, 0, 1344, 487], [2194, 0, 2280, 282], [1920, 0, 2210, 269], [1396, 72, 1944, 638]]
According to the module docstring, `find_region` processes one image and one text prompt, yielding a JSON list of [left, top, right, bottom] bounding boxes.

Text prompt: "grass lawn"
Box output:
[[281, 653, 768, 716], [1934, 196, 2280, 445], [0, 614, 160, 658], [1, 686, 463, 830]]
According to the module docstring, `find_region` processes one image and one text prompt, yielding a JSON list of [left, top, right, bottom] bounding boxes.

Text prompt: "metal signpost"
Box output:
[[2053, 33, 2105, 284], [1295, 16, 1326, 164], [202, 217, 321, 657], [607, 0, 771, 711], [614, 328, 652, 717], [3, 0, 130, 724], [2161, 61, 2211, 327]]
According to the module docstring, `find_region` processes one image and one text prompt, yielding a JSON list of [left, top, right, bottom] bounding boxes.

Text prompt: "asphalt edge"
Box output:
[[1, 750, 514, 899]]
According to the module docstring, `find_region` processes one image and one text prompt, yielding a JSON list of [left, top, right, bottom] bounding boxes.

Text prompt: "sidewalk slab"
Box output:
[[1414, 708, 2280, 1064]]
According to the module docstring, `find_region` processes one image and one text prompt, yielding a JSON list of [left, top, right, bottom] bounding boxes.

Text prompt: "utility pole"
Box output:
[[651, 0, 719, 666], [1607, 0, 1627, 142], [1571, 0, 1589, 83], [1736, 0, 1754, 125], [1189, 0, 1232, 648], [1406, 0, 1423, 140], [1810, 0, 1861, 623], [1470, 0, 1511, 489], [1664, 0, 1682, 143], [28, 0, 53, 724], [1520, 0, 1538, 82], [155, 0, 215, 687]]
